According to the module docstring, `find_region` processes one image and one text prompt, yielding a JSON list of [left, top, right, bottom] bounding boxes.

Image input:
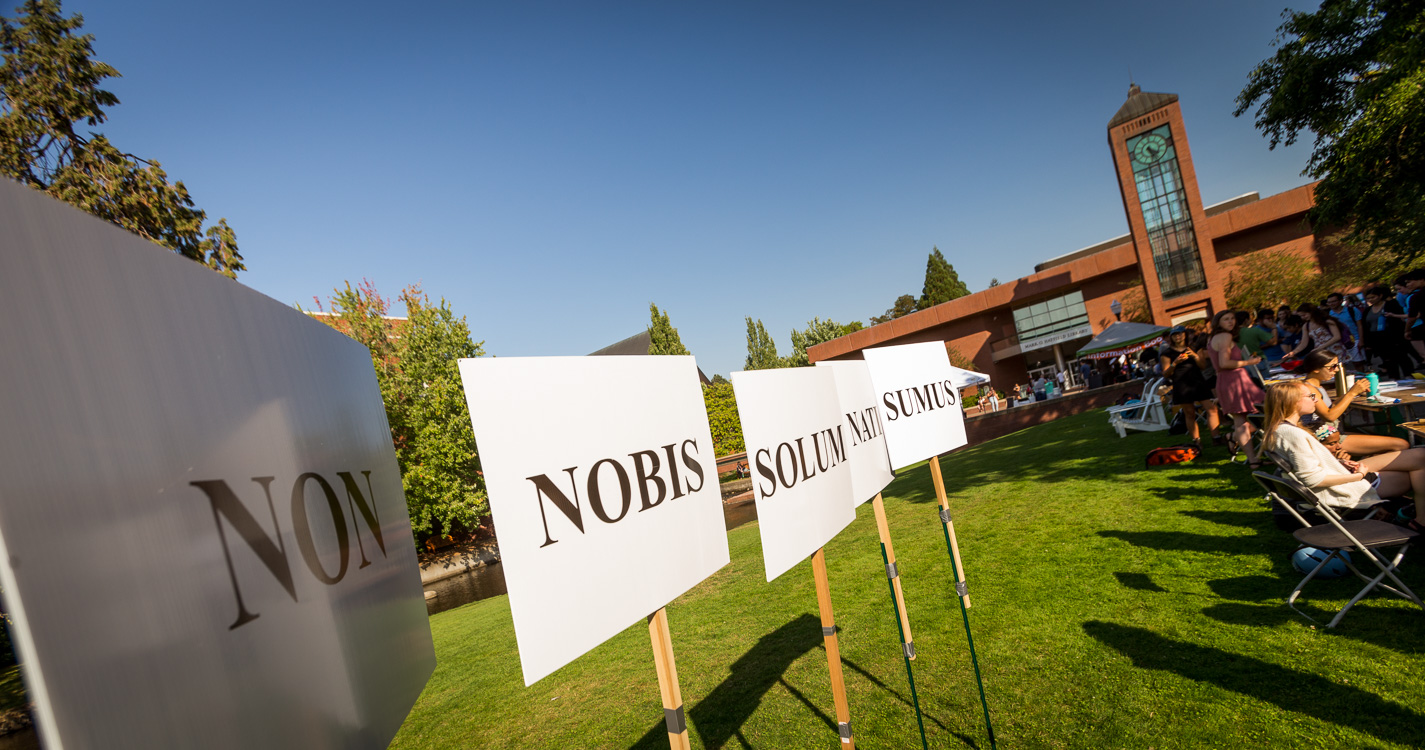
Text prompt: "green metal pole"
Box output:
[[880, 542, 928, 750], [939, 507, 996, 749]]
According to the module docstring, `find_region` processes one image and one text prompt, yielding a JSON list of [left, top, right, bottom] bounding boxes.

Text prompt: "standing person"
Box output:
[[1236, 310, 1275, 379], [1279, 314, 1305, 360], [1033, 376, 1047, 401], [1326, 292, 1365, 365], [1159, 326, 1220, 448], [1363, 285, 1412, 379], [987, 386, 1000, 412], [1260, 381, 1425, 530], [1297, 305, 1348, 362], [1258, 309, 1286, 363], [1208, 310, 1265, 466], [1403, 270, 1425, 366]]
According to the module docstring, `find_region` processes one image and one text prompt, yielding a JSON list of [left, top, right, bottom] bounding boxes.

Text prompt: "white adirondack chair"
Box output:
[[1107, 377, 1170, 438]]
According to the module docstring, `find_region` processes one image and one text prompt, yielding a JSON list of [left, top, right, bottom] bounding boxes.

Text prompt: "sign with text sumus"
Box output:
[[732, 367, 855, 582], [861, 342, 968, 470], [458, 355, 729, 685], [0, 179, 434, 750]]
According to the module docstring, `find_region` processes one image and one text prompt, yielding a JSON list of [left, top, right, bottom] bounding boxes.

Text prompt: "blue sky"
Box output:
[[62, 0, 1316, 377]]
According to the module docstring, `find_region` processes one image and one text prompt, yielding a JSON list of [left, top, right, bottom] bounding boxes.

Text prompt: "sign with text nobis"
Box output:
[[815, 361, 895, 507], [732, 367, 855, 581], [458, 355, 729, 685], [0, 179, 434, 750], [860, 342, 968, 470]]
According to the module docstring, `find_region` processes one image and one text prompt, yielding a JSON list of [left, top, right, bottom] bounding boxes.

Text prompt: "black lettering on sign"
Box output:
[[752, 424, 846, 499], [881, 379, 960, 421], [191, 469, 388, 631], [523, 438, 708, 547]]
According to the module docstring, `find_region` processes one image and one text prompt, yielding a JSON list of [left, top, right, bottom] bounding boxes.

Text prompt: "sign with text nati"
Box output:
[[0, 179, 434, 749], [458, 355, 729, 685], [861, 342, 968, 470], [815, 361, 895, 506], [732, 368, 855, 581]]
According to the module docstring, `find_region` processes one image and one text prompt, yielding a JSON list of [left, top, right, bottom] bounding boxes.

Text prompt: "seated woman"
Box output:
[[1261, 381, 1424, 530], [1297, 349, 1408, 458]]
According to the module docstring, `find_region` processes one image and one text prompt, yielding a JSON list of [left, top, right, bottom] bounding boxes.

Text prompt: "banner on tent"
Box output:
[[459, 355, 729, 685], [0, 179, 434, 750], [861, 342, 968, 470], [732, 367, 855, 582], [815, 361, 895, 506]]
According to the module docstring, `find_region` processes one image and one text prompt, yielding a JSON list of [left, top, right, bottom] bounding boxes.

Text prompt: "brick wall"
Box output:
[[958, 380, 1147, 447]]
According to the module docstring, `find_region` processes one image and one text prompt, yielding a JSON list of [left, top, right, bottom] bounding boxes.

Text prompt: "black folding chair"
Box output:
[[1251, 471, 1424, 628]]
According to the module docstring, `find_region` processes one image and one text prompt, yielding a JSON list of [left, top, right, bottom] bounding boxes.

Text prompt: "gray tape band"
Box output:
[[839, 721, 853, 741], [939, 508, 951, 523], [903, 641, 915, 659], [664, 705, 686, 734], [821, 625, 837, 637], [955, 580, 968, 597], [885, 562, 898, 580]]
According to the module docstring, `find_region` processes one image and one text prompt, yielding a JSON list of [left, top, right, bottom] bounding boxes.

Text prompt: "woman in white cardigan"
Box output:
[[1261, 380, 1425, 530]]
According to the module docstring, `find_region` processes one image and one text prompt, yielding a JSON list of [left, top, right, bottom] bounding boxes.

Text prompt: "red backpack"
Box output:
[[1146, 444, 1200, 467]]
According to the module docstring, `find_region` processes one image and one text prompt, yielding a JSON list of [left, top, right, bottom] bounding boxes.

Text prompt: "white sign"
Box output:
[[861, 342, 968, 470], [815, 361, 895, 506], [733, 368, 856, 581], [0, 179, 434, 750], [458, 356, 729, 685]]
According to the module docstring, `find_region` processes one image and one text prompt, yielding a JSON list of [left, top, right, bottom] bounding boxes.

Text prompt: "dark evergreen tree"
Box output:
[[918, 246, 970, 310]]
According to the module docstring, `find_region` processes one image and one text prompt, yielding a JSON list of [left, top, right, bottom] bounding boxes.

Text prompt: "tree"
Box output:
[[785, 317, 852, 367], [701, 381, 744, 456], [311, 281, 488, 542], [989, 278, 1000, 287], [1234, 0, 1425, 264], [647, 303, 690, 355], [918, 246, 970, 309], [870, 294, 918, 324], [744, 317, 784, 370], [0, 0, 242, 278]]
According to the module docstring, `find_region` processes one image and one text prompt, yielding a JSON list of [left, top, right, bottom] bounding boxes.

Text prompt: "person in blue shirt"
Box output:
[[1326, 292, 1364, 365], [1257, 309, 1285, 362]]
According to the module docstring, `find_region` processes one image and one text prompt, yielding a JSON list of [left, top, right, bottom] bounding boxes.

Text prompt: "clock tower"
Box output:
[[1108, 84, 1226, 325]]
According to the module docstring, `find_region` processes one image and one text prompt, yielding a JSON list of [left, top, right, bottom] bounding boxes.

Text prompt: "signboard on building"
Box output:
[[1018, 323, 1095, 353], [0, 179, 435, 749], [733, 367, 856, 582], [861, 342, 968, 470], [458, 355, 729, 685]]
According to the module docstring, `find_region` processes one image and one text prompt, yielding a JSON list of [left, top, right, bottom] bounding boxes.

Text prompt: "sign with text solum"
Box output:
[[733, 368, 856, 581], [458, 355, 729, 685], [0, 179, 434, 750], [860, 342, 968, 470], [815, 361, 895, 506]]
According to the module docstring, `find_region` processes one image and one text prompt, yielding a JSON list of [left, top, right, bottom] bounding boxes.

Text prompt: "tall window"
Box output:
[[1013, 290, 1089, 347], [1126, 125, 1206, 298]]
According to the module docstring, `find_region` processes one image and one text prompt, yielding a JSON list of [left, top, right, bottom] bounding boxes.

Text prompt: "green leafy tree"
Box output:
[[648, 303, 690, 355], [701, 381, 744, 456], [0, 0, 242, 278], [744, 317, 784, 370], [786, 317, 852, 367], [870, 294, 918, 324], [1235, 0, 1425, 264], [312, 281, 488, 542], [841, 321, 864, 335], [918, 246, 970, 309]]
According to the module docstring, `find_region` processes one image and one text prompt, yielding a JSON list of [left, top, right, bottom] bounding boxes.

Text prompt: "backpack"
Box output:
[[1146, 444, 1200, 467]]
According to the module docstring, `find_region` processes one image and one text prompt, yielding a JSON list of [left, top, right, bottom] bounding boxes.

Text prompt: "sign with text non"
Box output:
[[861, 342, 968, 470], [733, 367, 855, 582], [0, 179, 434, 750], [815, 361, 895, 506], [458, 355, 729, 685]]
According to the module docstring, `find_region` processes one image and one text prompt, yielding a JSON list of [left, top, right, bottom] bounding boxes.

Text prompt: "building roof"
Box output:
[[1108, 84, 1178, 129]]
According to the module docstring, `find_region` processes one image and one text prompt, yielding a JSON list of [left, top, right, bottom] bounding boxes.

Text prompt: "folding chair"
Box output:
[[1252, 471, 1424, 627], [1107, 377, 1169, 438]]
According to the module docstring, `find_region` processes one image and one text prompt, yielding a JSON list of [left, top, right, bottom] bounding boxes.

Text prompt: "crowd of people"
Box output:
[[1144, 271, 1425, 533]]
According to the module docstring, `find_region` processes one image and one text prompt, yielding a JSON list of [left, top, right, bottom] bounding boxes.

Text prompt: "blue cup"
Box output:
[[1367, 372, 1380, 397]]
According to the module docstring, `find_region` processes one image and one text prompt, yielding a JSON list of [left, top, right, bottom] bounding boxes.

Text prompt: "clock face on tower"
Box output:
[[1132, 133, 1169, 165]]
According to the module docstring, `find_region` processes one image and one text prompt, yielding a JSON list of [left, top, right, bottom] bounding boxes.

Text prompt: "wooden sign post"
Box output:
[[648, 608, 691, 750], [929, 456, 972, 608], [732, 367, 861, 748]]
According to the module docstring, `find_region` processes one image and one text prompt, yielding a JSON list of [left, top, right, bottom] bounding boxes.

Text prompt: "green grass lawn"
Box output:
[[391, 410, 1425, 749]]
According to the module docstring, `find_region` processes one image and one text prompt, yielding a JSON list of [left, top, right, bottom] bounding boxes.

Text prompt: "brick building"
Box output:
[[808, 85, 1336, 388]]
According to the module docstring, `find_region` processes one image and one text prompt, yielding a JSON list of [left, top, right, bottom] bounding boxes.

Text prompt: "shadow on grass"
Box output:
[[629, 614, 825, 750], [1201, 602, 1425, 654], [1178, 509, 1272, 530], [1083, 621, 1424, 745], [1097, 529, 1268, 555], [1114, 571, 1167, 592]]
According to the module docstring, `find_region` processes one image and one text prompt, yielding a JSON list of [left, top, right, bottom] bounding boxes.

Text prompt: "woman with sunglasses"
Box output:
[[1298, 349, 1408, 458], [1261, 381, 1424, 530]]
